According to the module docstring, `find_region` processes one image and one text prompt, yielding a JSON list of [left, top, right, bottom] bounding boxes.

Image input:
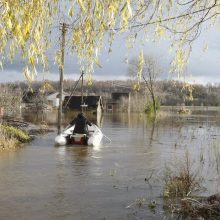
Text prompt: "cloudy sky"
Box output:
[[1, 27, 220, 85]]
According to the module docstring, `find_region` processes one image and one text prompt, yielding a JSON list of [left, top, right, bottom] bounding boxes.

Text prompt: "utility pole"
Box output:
[[80, 71, 87, 112], [58, 23, 67, 134], [81, 71, 84, 113]]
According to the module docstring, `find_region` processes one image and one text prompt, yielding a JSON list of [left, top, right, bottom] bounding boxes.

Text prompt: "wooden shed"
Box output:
[[63, 95, 103, 114]]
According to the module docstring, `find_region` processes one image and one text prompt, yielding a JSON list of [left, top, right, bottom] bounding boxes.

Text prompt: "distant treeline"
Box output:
[[1, 80, 220, 106]]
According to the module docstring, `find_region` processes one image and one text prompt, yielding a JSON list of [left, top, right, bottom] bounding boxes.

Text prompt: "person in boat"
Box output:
[[70, 113, 92, 135]]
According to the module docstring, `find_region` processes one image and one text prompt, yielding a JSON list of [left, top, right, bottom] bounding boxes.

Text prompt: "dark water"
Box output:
[[1, 110, 220, 220]]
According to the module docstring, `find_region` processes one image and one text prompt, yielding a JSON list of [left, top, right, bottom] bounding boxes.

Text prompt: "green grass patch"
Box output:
[[0, 125, 31, 143]]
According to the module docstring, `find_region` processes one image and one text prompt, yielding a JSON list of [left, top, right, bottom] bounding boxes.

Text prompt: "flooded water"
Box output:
[[1, 109, 220, 219]]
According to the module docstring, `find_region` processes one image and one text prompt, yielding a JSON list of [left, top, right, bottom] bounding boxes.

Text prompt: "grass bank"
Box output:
[[0, 124, 31, 151]]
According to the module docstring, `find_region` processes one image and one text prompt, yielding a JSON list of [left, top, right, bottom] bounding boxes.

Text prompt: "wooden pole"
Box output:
[[58, 23, 67, 134], [81, 71, 84, 113]]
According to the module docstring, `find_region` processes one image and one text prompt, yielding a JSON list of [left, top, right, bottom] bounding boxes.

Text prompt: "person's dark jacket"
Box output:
[[70, 113, 92, 134]]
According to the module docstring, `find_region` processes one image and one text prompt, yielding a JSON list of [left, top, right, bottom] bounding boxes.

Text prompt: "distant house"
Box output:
[[63, 95, 103, 114], [107, 92, 130, 112], [46, 92, 69, 108]]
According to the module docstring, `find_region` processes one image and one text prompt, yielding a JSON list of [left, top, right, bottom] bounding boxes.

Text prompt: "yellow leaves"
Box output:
[[55, 50, 62, 68], [85, 45, 93, 60], [138, 50, 144, 81], [34, 27, 41, 43], [155, 24, 165, 37], [40, 81, 53, 93], [127, 0, 132, 17], [14, 23, 21, 36], [23, 67, 33, 82], [107, 0, 119, 26], [69, 6, 74, 17], [28, 56, 35, 66], [121, 0, 133, 30], [202, 44, 208, 53], [76, 0, 86, 12], [0, 0, 213, 84], [133, 83, 140, 91], [94, 58, 102, 68], [176, 49, 186, 69], [2, 1, 10, 14], [0, 28, 7, 52], [0, 38, 6, 53], [170, 44, 191, 77], [167, 0, 173, 11], [84, 18, 93, 35], [0, 0, 53, 84], [72, 29, 81, 45], [6, 18, 12, 30], [95, 0, 103, 20], [0, 27, 6, 38], [0, 61, 3, 70], [132, 50, 144, 91]]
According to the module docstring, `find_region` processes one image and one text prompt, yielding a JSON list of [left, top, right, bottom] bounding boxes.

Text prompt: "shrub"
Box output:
[[164, 153, 201, 198], [0, 125, 31, 143], [145, 99, 160, 114], [177, 107, 191, 114], [0, 128, 19, 150]]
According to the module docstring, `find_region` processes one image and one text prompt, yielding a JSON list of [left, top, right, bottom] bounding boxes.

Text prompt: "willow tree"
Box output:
[[0, 0, 220, 83]]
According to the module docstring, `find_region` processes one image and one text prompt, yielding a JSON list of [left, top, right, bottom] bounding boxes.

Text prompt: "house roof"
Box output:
[[46, 92, 69, 100]]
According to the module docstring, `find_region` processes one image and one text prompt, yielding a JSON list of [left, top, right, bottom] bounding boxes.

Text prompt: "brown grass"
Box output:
[[0, 125, 26, 151], [0, 132, 19, 151], [164, 152, 201, 198], [163, 152, 211, 219], [180, 196, 220, 219]]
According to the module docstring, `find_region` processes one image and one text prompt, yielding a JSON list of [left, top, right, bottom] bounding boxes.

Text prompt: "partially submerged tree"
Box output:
[[128, 55, 162, 116], [0, 1, 220, 83]]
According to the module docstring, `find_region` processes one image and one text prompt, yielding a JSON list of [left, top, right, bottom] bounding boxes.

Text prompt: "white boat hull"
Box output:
[[55, 124, 103, 146]]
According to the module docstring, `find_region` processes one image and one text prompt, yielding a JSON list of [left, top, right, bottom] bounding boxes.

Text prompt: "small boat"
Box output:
[[55, 123, 103, 146], [56, 71, 103, 146]]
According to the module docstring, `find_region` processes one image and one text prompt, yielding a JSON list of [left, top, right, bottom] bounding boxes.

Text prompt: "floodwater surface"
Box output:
[[1, 110, 220, 220]]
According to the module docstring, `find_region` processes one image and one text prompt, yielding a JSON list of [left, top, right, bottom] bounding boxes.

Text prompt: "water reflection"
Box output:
[[2, 110, 220, 219], [148, 117, 156, 147], [22, 110, 104, 128]]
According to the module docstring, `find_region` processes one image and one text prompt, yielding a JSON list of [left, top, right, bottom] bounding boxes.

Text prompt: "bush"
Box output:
[[145, 99, 160, 114], [177, 107, 191, 114], [0, 125, 31, 143], [164, 153, 201, 198], [0, 134, 19, 151]]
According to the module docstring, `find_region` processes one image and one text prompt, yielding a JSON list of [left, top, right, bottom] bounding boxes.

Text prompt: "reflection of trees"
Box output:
[[97, 112, 103, 128], [22, 111, 55, 125], [108, 112, 186, 131], [53, 146, 89, 218], [55, 146, 90, 185], [148, 116, 156, 147], [70, 147, 89, 160]]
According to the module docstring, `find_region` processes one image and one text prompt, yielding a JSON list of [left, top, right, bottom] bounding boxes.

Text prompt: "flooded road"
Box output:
[[1, 111, 220, 219]]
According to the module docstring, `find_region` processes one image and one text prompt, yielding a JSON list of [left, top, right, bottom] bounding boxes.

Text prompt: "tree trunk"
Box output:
[[151, 92, 157, 117], [57, 23, 67, 135]]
